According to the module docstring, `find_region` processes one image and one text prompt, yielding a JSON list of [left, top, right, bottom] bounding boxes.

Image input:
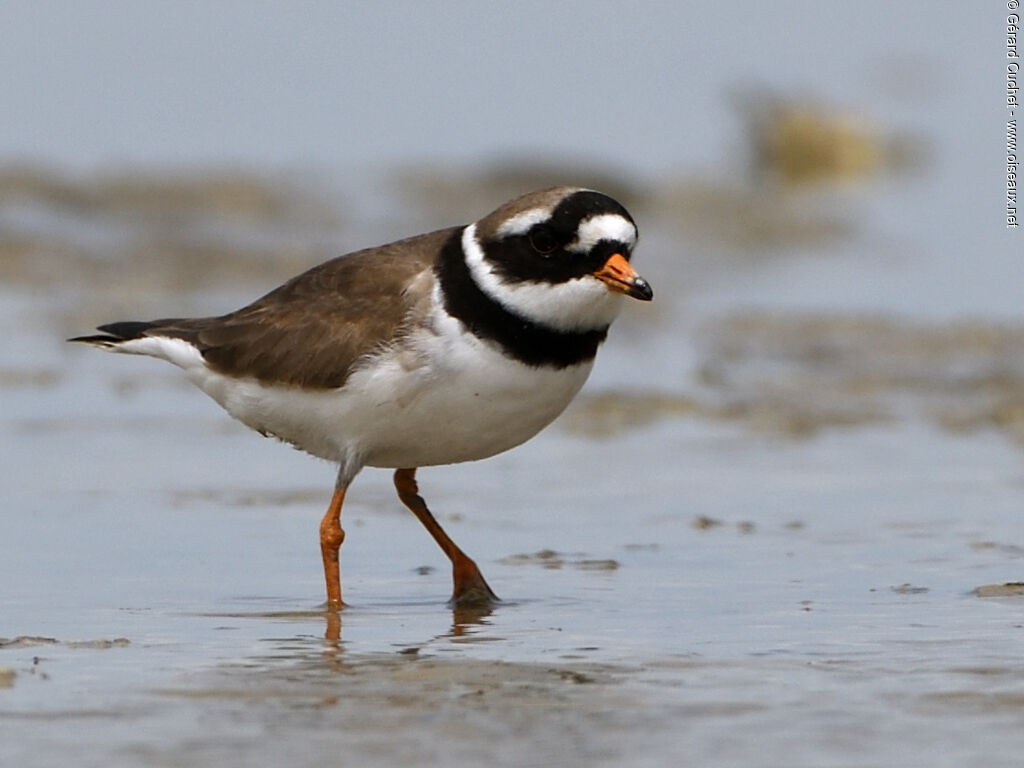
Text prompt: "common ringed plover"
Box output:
[[70, 186, 653, 608]]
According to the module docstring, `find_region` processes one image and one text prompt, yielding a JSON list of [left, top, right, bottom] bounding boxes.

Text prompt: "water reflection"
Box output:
[[195, 597, 500, 669]]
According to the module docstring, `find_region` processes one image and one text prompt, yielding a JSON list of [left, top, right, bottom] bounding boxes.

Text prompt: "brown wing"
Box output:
[[150, 227, 456, 389]]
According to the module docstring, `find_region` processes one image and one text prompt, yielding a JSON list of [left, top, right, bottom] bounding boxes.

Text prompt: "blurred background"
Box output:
[[2, 4, 1023, 767], [1, 0, 1019, 448]]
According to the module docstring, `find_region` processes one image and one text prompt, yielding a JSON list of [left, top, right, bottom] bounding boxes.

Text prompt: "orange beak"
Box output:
[[593, 253, 653, 301]]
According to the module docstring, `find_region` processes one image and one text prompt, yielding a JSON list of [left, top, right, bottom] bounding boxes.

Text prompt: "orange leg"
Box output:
[[393, 468, 498, 606], [319, 485, 347, 610]]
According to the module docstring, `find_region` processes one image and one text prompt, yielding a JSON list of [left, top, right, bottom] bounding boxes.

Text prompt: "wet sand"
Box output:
[[2, 160, 1023, 767]]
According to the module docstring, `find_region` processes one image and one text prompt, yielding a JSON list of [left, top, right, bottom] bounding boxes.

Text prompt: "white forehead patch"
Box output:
[[567, 213, 637, 254], [495, 207, 552, 238], [460, 224, 624, 333]]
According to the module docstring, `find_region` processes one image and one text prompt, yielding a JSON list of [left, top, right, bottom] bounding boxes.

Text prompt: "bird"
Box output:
[[69, 186, 653, 609]]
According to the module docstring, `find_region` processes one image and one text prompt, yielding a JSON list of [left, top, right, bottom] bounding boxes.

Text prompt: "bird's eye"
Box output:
[[528, 226, 558, 255]]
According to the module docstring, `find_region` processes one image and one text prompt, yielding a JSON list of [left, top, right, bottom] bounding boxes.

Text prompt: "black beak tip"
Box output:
[[630, 277, 654, 301]]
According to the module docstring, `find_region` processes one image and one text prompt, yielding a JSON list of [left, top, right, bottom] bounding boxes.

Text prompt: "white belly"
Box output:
[[113, 291, 600, 477], [355, 345, 592, 469], [189, 321, 593, 473]]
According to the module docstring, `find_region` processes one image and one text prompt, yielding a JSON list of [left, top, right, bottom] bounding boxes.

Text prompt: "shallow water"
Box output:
[[2, 109, 1023, 768], [4, 384, 1024, 767]]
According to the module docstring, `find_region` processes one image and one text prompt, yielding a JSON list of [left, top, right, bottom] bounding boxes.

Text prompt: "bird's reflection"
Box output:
[[449, 602, 495, 635], [324, 608, 342, 646], [320, 599, 496, 651], [191, 598, 506, 693]]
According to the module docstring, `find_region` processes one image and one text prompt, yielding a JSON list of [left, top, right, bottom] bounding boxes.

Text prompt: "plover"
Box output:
[[70, 186, 652, 608]]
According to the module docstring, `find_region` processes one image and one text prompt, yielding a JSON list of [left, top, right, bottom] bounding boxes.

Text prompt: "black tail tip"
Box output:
[[68, 320, 155, 344], [95, 321, 154, 339]]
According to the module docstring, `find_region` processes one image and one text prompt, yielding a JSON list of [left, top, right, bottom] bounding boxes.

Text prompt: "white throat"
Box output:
[[460, 223, 623, 333]]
